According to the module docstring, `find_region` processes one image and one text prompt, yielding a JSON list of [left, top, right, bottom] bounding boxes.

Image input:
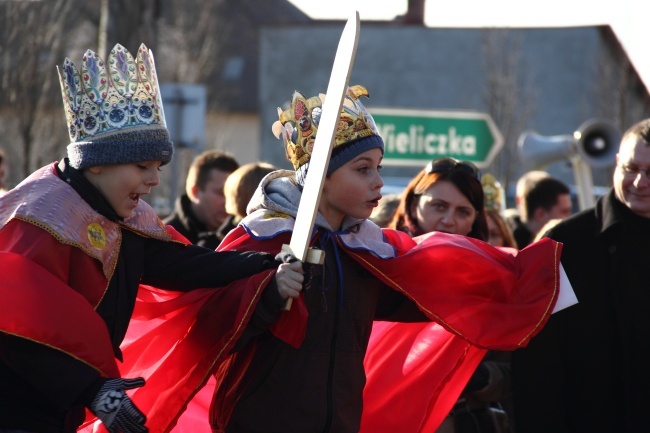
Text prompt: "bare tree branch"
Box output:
[[1, 0, 83, 177]]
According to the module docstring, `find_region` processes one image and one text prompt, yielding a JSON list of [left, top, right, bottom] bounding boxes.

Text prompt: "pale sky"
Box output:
[[286, 0, 649, 92]]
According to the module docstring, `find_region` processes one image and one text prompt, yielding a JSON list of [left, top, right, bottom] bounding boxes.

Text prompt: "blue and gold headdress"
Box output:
[[272, 85, 383, 184]]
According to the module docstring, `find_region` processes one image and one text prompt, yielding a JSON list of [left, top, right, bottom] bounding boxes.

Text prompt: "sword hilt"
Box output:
[[280, 244, 325, 310]]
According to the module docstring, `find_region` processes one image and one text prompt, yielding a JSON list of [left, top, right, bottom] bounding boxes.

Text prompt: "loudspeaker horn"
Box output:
[[518, 118, 620, 169], [517, 131, 574, 170], [573, 118, 620, 168]]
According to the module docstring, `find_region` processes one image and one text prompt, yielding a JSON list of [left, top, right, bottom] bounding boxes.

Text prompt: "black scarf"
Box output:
[[56, 158, 123, 222]]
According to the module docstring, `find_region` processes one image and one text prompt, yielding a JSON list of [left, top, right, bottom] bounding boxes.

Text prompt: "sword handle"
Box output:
[[281, 244, 325, 310]]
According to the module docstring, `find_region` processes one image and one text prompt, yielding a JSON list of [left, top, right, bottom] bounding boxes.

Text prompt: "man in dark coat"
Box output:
[[164, 150, 239, 249], [512, 118, 650, 433]]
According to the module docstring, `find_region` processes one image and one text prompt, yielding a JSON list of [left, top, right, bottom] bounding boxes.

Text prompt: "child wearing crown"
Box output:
[[0, 44, 304, 433], [184, 85, 567, 433]]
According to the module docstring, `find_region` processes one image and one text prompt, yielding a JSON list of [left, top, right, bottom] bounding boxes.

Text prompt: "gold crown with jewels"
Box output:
[[482, 173, 505, 213], [272, 85, 381, 169], [58, 43, 166, 143]]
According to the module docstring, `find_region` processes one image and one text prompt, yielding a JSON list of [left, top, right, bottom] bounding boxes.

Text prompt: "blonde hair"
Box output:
[[224, 162, 277, 219], [485, 208, 517, 248]]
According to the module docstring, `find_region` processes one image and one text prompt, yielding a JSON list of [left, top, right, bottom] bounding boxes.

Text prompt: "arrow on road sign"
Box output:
[[369, 108, 504, 169]]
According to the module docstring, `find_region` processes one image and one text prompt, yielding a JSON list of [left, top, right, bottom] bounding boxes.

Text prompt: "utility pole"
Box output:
[[98, 0, 109, 60]]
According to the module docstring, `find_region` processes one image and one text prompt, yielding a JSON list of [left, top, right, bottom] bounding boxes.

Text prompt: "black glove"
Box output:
[[274, 251, 318, 291], [274, 251, 299, 264], [90, 377, 148, 433]]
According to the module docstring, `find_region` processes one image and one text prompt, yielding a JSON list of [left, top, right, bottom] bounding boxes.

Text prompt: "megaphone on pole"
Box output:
[[517, 118, 621, 210], [575, 118, 621, 168], [518, 118, 620, 170]]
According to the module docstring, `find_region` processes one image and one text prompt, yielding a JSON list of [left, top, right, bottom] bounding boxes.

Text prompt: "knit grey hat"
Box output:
[[59, 43, 173, 170], [327, 135, 384, 175], [67, 125, 173, 170]]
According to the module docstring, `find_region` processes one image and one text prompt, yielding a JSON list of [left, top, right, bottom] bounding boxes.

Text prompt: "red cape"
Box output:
[[203, 225, 561, 432], [0, 220, 120, 378], [358, 230, 562, 432], [0, 165, 277, 433], [0, 218, 275, 433], [78, 227, 277, 433], [52, 221, 559, 432]]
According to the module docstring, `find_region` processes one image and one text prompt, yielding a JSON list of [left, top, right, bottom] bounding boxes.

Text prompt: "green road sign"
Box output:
[[369, 108, 504, 168]]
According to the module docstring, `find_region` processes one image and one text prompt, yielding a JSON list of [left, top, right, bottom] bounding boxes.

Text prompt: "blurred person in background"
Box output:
[[482, 172, 517, 249], [506, 171, 549, 219], [486, 208, 517, 250], [506, 172, 572, 248], [369, 192, 401, 228], [215, 162, 277, 242], [164, 150, 239, 249]]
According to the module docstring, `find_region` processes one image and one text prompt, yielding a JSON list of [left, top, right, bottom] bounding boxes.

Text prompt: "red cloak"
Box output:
[[62, 220, 558, 432], [200, 225, 561, 432]]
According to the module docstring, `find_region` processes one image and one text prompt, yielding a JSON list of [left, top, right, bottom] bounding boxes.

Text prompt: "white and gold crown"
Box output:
[[58, 43, 166, 143]]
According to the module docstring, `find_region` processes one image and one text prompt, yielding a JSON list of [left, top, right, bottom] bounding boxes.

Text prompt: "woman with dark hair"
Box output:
[[390, 157, 487, 240], [364, 158, 513, 433]]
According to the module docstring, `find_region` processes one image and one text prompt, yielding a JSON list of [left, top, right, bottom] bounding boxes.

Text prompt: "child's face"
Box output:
[[320, 148, 384, 230], [84, 161, 162, 219]]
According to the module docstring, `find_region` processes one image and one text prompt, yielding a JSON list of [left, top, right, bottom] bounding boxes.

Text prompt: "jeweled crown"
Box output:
[[272, 85, 380, 169], [58, 43, 165, 143], [482, 173, 505, 213]]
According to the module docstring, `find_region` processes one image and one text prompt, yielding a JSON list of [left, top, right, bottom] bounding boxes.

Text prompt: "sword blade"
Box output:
[[288, 11, 360, 261]]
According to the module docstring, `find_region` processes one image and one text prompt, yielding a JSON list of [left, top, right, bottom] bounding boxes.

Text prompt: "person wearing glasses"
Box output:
[[363, 158, 513, 433], [511, 118, 650, 433]]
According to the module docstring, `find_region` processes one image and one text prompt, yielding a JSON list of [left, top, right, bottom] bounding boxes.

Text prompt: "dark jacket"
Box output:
[[163, 194, 223, 249], [215, 214, 239, 243], [507, 214, 533, 249], [224, 233, 427, 433], [0, 162, 276, 433], [512, 190, 650, 433]]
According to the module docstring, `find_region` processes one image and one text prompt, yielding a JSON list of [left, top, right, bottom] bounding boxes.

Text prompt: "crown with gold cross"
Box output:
[[58, 43, 166, 144], [272, 85, 381, 170], [481, 173, 506, 213]]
